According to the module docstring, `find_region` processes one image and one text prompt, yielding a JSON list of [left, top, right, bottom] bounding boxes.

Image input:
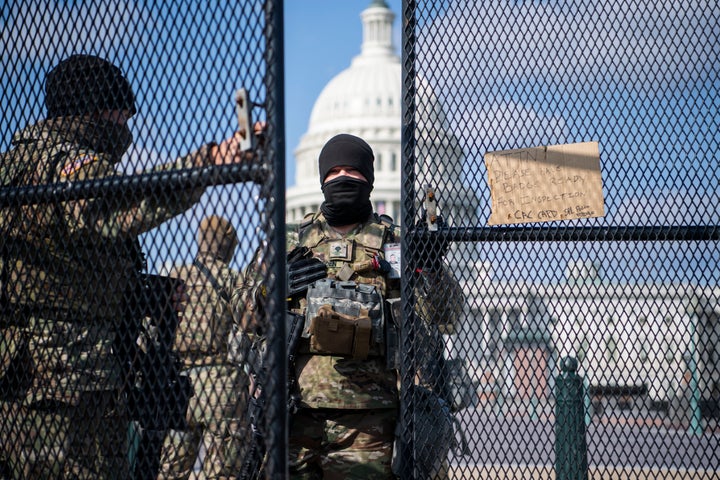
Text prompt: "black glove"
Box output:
[[287, 247, 327, 297], [413, 214, 450, 272]]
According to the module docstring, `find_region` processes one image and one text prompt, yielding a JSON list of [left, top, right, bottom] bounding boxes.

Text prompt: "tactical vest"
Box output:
[[295, 212, 401, 367]]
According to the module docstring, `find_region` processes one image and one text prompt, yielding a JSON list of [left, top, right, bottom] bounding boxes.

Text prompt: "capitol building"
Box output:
[[286, 0, 477, 226], [285, 0, 719, 427], [286, 0, 403, 223]]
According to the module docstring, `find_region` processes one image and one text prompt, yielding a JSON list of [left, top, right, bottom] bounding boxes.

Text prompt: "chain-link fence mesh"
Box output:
[[1, 0, 718, 479], [0, 1, 285, 478], [401, 0, 719, 479]]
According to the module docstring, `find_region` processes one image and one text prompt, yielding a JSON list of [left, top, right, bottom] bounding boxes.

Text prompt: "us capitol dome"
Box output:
[[286, 0, 478, 226]]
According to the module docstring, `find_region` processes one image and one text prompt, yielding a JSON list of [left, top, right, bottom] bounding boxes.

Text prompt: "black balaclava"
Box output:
[[318, 134, 374, 227], [45, 54, 136, 119]]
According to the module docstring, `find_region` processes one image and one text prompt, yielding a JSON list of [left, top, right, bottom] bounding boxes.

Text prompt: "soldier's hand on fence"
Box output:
[[212, 122, 266, 166], [287, 246, 327, 297], [413, 214, 450, 272], [252, 121, 267, 149]]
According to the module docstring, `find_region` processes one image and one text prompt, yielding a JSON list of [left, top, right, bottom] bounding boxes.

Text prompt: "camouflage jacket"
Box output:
[[234, 211, 464, 410], [169, 252, 241, 367], [0, 117, 212, 403]]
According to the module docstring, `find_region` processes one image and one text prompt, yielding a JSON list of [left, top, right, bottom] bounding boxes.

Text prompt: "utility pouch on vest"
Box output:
[[305, 279, 384, 358], [308, 304, 372, 359]]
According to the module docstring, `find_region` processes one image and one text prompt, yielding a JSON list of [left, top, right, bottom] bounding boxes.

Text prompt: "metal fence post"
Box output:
[[555, 356, 588, 480]]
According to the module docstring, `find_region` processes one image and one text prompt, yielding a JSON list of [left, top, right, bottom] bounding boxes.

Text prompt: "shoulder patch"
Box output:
[[60, 153, 99, 177]]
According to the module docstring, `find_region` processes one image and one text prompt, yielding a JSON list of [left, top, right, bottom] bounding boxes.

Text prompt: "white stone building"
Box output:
[[459, 259, 720, 419]]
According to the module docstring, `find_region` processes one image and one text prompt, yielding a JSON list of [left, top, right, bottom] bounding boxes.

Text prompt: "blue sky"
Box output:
[[284, 0, 402, 187]]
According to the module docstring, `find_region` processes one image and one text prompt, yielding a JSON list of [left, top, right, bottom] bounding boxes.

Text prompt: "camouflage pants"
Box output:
[[157, 364, 249, 479], [289, 408, 396, 480], [0, 390, 129, 479]]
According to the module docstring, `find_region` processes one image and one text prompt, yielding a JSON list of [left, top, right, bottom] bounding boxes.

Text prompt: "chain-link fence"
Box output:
[[0, 1, 286, 478], [1, 0, 718, 479], [401, 0, 719, 479]]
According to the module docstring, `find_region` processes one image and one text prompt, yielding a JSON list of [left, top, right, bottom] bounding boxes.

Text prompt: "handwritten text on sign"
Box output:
[[485, 141, 605, 226]]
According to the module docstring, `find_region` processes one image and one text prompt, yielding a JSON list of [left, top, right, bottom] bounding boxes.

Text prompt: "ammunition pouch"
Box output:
[[304, 279, 384, 358], [308, 305, 372, 359]]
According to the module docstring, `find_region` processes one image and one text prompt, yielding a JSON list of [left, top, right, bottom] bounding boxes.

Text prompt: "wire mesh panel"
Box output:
[[0, 1, 285, 478], [401, 0, 719, 479]]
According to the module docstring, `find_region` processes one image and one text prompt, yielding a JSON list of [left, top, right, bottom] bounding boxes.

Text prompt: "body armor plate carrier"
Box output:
[[303, 279, 385, 359]]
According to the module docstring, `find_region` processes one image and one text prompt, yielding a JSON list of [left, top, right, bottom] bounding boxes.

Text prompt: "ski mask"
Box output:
[[318, 134, 374, 226]]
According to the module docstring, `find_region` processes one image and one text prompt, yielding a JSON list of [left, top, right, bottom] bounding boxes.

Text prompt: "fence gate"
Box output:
[[0, 1, 287, 478], [400, 0, 719, 479]]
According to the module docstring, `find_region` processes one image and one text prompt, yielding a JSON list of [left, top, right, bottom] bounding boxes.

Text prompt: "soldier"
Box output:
[[0, 54, 256, 478], [235, 133, 463, 479], [158, 215, 249, 479]]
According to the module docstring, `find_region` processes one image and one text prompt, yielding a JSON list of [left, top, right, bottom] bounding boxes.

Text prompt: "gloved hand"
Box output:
[[287, 246, 327, 297], [413, 214, 450, 272]]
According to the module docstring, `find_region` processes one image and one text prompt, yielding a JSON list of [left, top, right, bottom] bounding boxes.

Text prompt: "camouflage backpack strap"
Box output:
[[18, 141, 76, 188], [193, 258, 230, 302], [353, 213, 397, 254], [0, 149, 29, 189], [0, 143, 42, 235], [14, 142, 76, 240], [299, 211, 318, 231]]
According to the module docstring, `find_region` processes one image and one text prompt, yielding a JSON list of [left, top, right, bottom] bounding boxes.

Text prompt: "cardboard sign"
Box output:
[[485, 141, 605, 226]]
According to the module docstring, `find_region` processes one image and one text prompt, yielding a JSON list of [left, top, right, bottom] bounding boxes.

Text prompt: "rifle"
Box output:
[[119, 273, 193, 480], [239, 311, 305, 480]]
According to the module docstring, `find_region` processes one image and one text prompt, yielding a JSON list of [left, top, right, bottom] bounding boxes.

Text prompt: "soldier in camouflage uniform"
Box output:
[[0, 54, 254, 479], [234, 134, 463, 479], [158, 215, 249, 479]]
